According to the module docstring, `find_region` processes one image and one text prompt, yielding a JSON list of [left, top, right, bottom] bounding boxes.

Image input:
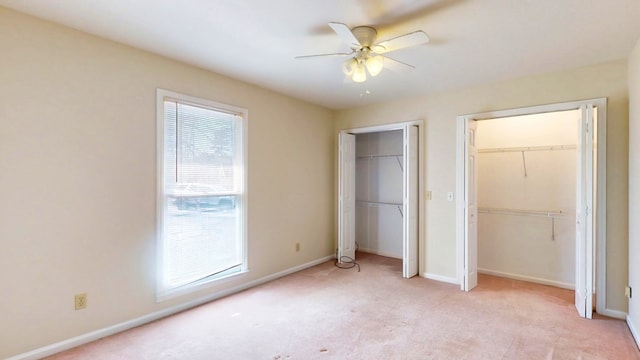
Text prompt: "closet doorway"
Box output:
[[456, 98, 607, 319], [475, 111, 578, 293], [338, 121, 423, 278]]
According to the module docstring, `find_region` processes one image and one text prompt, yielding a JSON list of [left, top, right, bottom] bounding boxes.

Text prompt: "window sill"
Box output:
[[156, 268, 249, 303]]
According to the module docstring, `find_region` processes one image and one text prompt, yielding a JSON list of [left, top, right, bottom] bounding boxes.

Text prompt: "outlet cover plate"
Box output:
[[75, 293, 87, 310]]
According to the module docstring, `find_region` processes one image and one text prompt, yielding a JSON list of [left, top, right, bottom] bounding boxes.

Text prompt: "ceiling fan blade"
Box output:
[[328, 22, 362, 48], [295, 52, 353, 60], [373, 31, 430, 54], [381, 55, 415, 73]]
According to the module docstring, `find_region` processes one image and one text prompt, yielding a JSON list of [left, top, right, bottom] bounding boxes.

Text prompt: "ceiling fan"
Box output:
[[296, 22, 430, 83]]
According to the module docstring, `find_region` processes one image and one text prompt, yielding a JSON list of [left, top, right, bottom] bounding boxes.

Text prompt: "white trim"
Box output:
[[628, 315, 640, 349], [422, 272, 459, 285], [155, 88, 249, 301], [157, 88, 248, 115], [7, 255, 334, 360], [342, 120, 422, 134], [458, 99, 603, 121], [456, 99, 608, 315], [456, 116, 466, 290], [156, 268, 249, 303], [417, 122, 426, 279], [359, 248, 402, 260], [478, 268, 574, 290], [593, 101, 608, 318], [596, 308, 626, 320]]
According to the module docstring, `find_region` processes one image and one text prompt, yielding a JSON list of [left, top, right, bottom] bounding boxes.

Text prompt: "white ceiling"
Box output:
[[2, 0, 639, 110]]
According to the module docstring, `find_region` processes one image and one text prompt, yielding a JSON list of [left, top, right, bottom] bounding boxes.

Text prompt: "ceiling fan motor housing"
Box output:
[[351, 26, 377, 48]]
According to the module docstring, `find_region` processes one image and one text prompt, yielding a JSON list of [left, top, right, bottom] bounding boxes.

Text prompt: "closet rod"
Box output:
[[356, 200, 404, 217], [356, 200, 403, 207], [478, 144, 576, 154], [356, 154, 403, 159], [478, 207, 570, 218]]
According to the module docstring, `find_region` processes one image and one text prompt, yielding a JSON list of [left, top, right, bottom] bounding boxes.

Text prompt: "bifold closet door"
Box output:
[[338, 132, 356, 261], [575, 104, 594, 319], [464, 119, 478, 289]]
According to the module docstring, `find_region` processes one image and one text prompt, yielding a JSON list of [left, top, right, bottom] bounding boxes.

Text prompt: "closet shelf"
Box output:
[[357, 154, 404, 171], [478, 207, 571, 218], [478, 144, 576, 153]]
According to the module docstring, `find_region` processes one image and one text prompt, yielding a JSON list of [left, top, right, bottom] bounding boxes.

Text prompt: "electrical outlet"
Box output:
[[625, 286, 632, 298], [75, 293, 87, 310], [295, 243, 300, 252]]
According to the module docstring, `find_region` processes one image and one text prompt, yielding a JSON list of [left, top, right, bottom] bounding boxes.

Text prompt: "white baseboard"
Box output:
[[597, 308, 627, 320], [358, 248, 402, 260], [422, 272, 459, 285], [628, 315, 640, 350], [6, 255, 334, 360], [478, 268, 574, 290]]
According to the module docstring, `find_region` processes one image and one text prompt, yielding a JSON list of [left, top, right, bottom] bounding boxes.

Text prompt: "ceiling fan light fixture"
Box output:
[[352, 62, 367, 83], [342, 58, 358, 76], [372, 44, 386, 53], [296, 22, 428, 84], [365, 55, 384, 77]]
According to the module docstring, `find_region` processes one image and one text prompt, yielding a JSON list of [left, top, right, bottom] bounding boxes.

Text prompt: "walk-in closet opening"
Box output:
[[457, 99, 607, 319], [338, 122, 422, 279], [476, 110, 579, 290]]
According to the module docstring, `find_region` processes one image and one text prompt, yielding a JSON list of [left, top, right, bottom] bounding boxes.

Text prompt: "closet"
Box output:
[[355, 130, 404, 259], [476, 110, 579, 289]]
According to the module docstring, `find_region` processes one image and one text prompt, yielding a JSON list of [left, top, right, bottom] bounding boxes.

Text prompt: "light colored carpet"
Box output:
[[46, 252, 639, 359]]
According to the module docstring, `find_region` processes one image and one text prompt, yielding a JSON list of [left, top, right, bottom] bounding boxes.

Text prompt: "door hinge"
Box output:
[[626, 286, 632, 298]]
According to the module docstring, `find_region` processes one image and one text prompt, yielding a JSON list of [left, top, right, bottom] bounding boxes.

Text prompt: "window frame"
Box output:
[[156, 88, 248, 302]]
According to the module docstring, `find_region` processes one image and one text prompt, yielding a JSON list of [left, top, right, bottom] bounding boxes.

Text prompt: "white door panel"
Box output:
[[465, 119, 478, 291], [575, 105, 594, 319], [338, 132, 356, 261]]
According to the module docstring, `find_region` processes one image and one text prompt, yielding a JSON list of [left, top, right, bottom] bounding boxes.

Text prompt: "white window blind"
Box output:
[[157, 90, 246, 298]]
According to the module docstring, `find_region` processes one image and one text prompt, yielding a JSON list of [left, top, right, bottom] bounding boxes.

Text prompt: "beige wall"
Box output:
[[0, 7, 335, 358], [628, 37, 640, 340], [336, 60, 629, 313]]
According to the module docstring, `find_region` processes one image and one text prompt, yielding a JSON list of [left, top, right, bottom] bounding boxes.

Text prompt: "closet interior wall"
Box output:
[[477, 111, 579, 288], [355, 130, 403, 259]]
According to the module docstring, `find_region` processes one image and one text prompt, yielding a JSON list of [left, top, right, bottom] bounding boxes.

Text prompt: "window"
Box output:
[[156, 89, 247, 300]]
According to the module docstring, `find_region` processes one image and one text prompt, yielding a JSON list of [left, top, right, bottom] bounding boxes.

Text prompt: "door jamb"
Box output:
[[455, 98, 611, 317]]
